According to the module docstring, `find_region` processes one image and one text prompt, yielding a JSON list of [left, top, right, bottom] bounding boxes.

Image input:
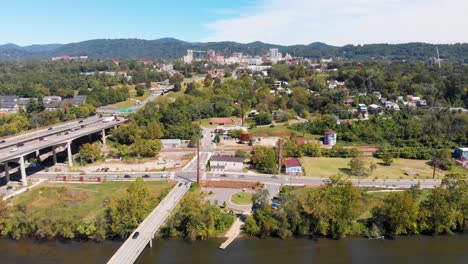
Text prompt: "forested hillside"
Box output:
[[0, 38, 467, 62]]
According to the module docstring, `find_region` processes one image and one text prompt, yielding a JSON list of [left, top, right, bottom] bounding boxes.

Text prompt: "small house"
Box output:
[[161, 139, 181, 148], [284, 158, 302, 175], [368, 104, 383, 115], [324, 129, 337, 146]]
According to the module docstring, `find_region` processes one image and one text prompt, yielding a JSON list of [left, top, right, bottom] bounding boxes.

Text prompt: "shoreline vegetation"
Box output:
[[243, 173, 467, 240], [0, 179, 174, 241]]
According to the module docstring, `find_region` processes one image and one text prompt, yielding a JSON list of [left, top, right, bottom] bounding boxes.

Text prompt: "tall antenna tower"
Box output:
[[436, 46, 441, 68]]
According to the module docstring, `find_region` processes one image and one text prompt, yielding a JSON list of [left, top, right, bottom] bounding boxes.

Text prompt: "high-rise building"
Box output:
[[183, 50, 194, 63], [207, 49, 216, 61], [269, 48, 279, 61]]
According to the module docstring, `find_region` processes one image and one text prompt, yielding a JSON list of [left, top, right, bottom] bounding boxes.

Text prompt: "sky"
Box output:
[[1, 0, 467, 46]]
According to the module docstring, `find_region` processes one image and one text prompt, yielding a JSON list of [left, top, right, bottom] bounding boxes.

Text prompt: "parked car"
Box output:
[[178, 183, 183, 187], [0, 140, 5, 144], [81, 125, 86, 128], [48, 127, 53, 130], [271, 175, 279, 179], [56, 133, 62, 136], [16, 143, 24, 147], [132, 232, 140, 239], [64, 131, 69, 135]]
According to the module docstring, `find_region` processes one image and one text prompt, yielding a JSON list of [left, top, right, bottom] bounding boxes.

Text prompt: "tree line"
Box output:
[[245, 173, 467, 239]]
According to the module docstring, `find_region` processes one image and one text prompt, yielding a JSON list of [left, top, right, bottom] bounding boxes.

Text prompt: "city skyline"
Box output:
[[1, 0, 467, 46]]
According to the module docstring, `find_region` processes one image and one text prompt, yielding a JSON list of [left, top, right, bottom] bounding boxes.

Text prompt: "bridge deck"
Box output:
[[107, 182, 190, 264]]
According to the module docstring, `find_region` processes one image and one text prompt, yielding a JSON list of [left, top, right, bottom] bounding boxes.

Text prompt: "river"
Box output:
[[0, 235, 467, 264]]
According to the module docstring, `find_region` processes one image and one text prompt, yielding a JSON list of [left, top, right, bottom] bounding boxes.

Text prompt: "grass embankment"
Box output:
[[230, 192, 253, 205], [11, 181, 175, 218], [300, 157, 460, 180]]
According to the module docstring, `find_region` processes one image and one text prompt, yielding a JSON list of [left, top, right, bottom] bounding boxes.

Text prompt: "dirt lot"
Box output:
[[80, 151, 195, 172], [200, 180, 263, 190], [218, 136, 279, 148]]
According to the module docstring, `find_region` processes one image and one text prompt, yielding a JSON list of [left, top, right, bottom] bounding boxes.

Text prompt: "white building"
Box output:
[[209, 156, 244, 172]]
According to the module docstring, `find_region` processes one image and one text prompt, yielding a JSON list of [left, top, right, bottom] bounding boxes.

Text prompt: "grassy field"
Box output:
[[230, 192, 253, 205], [113, 99, 136, 109], [11, 181, 175, 218], [300, 157, 459, 179]]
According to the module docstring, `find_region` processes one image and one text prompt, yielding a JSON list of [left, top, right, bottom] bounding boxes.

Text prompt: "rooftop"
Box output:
[[210, 156, 244, 163], [284, 158, 301, 168]]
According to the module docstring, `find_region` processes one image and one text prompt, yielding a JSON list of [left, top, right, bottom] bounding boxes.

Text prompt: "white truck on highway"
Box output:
[[102, 116, 116, 123]]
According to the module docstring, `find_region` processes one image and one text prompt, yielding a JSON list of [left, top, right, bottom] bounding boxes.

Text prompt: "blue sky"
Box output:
[[1, 0, 466, 46]]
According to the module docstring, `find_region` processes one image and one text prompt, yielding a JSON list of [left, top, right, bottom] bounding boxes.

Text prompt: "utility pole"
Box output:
[[240, 92, 245, 127], [278, 139, 283, 174], [196, 108, 201, 184]]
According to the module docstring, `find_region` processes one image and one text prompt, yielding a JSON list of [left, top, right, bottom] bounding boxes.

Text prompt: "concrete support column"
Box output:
[[149, 239, 153, 248], [35, 150, 41, 162], [101, 129, 106, 145], [4, 162, 10, 183], [52, 146, 57, 165], [19, 156, 28, 187], [67, 141, 73, 167]]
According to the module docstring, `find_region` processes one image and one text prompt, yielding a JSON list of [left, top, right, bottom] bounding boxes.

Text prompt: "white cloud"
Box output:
[[203, 0, 468, 45]]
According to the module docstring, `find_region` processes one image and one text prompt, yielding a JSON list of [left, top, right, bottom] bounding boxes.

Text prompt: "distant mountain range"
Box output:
[[0, 38, 467, 62]]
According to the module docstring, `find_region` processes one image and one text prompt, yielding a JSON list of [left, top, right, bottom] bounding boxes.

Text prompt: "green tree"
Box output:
[[252, 188, 270, 211], [371, 192, 418, 236], [78, 143, 102, 163], [135, 84, 145, 97], [203, 74, 213, 87], [106, 178, 151, 238]]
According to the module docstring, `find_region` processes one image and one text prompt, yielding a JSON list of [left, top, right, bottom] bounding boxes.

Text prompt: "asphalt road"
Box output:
[[29, 170, 441, 189]]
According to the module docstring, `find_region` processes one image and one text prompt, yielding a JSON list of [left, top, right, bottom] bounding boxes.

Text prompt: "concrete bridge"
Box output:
[[107, 181, 190, 264], [0, 116, 127, 186]]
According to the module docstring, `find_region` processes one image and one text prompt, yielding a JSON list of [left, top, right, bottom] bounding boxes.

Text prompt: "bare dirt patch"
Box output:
[[200, 180, 263, 190]]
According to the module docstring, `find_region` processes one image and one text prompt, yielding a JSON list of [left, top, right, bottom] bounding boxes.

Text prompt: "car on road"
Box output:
[[220, 174, 227, 177], [16, 143, 24, 147], [142, 174, 151, 178], [323, 179, 331, 184], [271, 175, 279, 179], [160, 174, 169, 178], [9, 148, 18, 152], [239, 175, 246, 178], [56, 133, 62, 136], [132, 232, 139, 239], [0, 140, 5, 144], [178, 183, 183, 187], [124, 174, 131, 178], [48, 127, 53, 130], [64, 131, 69, 135], [78, 120, 84, 123], [81, 125, 86, 128]]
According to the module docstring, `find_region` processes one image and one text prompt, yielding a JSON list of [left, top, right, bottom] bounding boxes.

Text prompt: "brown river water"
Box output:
[[0, 235, 467, 264]]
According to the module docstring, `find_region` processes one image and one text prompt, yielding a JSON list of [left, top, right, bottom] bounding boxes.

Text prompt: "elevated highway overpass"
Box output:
[[0, 116, 128, 186]]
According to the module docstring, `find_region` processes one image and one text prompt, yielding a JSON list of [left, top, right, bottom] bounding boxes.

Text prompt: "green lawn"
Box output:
[[230, 192, 253, 205], [11, 181, 175, 218], [300, 157, 457, 179], [113, 99, 136, 109]]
